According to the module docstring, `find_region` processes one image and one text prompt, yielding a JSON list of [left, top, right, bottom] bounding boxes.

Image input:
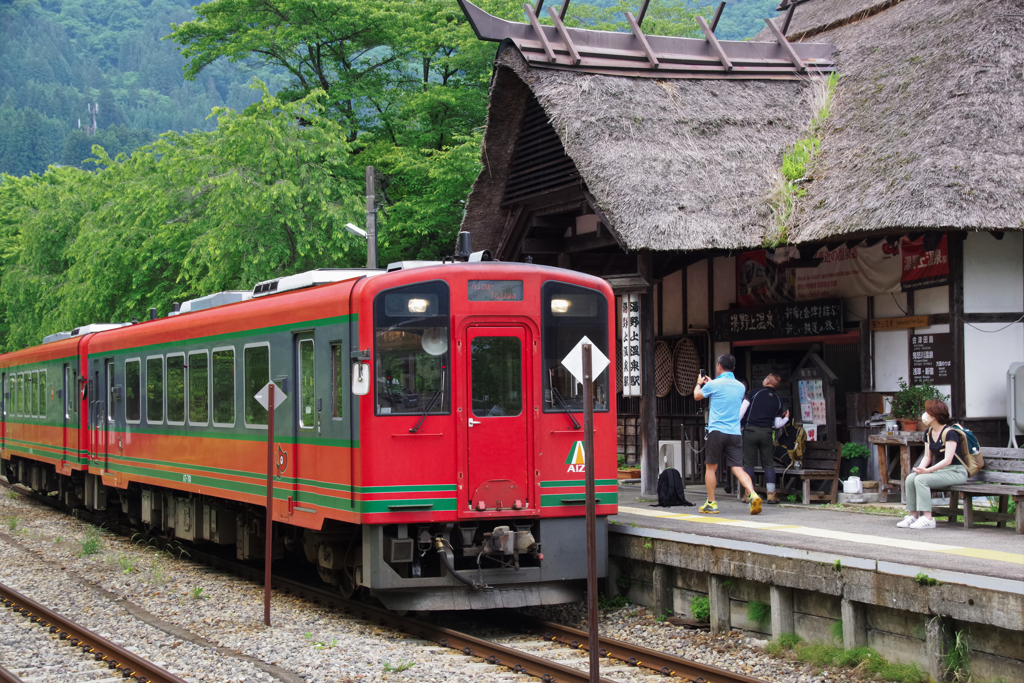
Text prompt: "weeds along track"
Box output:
[[1, 479, 763, 683]]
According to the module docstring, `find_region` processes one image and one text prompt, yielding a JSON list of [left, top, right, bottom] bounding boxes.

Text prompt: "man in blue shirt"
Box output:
[[693, 354, 762, 515]]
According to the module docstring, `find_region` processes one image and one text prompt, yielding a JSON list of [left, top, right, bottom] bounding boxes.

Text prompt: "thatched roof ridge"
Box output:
[[463, 47, 822, 252], [783, 0, 1024, 241]]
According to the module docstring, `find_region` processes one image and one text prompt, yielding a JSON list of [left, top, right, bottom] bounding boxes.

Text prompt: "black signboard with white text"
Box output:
[[714, 300, 844, 342], [909, 333, 953, 385]]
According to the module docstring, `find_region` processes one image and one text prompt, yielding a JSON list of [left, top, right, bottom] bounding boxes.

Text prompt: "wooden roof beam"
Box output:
[[523, 3, 557, 63], [636, 0, 651, 26], [710, 2, 726, 32], [558, 0, 570, 20], [624, 11, 660, 68], [764, 15, 805, 73], [548, 7, 581, 65], [696, 15, 732, 71]]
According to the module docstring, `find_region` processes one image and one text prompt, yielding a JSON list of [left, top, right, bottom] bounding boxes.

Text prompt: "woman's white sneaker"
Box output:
[[896, 515, 917, 528], [909, 516, 937, 529]]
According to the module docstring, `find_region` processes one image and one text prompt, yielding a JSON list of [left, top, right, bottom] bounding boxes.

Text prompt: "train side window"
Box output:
[[39, 370, 46, 419], [212, 347, 235, 427], [147, 356, 164, 424], [243, 343, 269, 428], [15, 374, 22, 416], [166, 354, 185, 425], [125, 359, 142, 423], [331, 343, 344, 419], [31, 371, 39, 417], [298, 340, 315, 429], [188, 352, 210, 426]]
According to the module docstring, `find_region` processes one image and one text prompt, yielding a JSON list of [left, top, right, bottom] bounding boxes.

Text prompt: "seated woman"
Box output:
[[896, 399, 970, 530]]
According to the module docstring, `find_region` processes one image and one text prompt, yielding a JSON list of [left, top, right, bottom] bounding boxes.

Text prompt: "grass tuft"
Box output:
[[747, 600, 771, 631], [78, 526, 103, 557], [689, 595, 710, 623], [829, 619, 844, 642]]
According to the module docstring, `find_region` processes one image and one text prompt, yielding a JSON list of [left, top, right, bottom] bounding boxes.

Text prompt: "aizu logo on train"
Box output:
[[565, 441, 586, 473]]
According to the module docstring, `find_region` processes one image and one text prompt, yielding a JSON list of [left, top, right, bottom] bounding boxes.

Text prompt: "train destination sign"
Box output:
[[468, 280, 524, 301], [714, 299, 844, 342]]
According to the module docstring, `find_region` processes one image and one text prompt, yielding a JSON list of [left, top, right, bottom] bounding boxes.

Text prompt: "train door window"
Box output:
[[1, 372, 5, 417], [146, 356, 164, 424], [243, 343, 269, 428], [188, 351, 210, 426], [471, 337, 523, 417], [106, 363, 115, 423], [373, 281, 450, 415], [211, 347, 235, 427], [298, 340, 315, 429], [166, 354, 185, 425], [331, 343, 344, 419], [64, 366, 73, 419], [125, 359, 141, 423], [39, 370, 46, 418]]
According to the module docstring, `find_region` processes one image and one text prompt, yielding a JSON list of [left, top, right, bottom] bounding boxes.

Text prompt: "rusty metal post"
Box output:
[[264, 383, 275, 627], [366, 166, 378, 270], [582, 344, 599, 682]]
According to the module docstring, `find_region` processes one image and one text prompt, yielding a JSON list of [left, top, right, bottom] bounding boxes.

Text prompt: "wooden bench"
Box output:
[[740, 441, 842, 505], [932, 447, 1024, 534]]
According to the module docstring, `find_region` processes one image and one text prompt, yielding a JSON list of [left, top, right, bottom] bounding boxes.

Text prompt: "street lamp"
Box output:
[[345, 223, 367, 239]]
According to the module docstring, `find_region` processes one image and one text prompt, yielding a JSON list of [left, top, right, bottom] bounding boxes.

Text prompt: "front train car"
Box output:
[[352, 263, 617, 610]]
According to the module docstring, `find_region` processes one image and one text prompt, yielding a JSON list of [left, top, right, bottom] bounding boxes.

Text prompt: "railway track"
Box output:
[[1, 479, 763, 683], [0, 580, 188, 683]]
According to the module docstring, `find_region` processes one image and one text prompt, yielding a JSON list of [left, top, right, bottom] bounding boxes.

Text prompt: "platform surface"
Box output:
[[611, 483, 1024, 584]]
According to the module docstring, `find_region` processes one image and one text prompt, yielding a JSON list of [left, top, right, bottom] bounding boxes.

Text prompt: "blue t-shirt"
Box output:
[[701, 371, 745, 436]]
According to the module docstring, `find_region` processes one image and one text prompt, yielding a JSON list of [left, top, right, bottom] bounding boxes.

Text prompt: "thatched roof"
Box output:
[[766, 0, 1024, 241], [463, 47, 825, 253], [463, 0, 1024, 256]]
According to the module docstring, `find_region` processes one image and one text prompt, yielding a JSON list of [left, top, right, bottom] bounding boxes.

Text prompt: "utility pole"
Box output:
[[366, 166, 378, 270]]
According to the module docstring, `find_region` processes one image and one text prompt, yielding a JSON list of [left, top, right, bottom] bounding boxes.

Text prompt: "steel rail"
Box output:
[[1, 480, 764, 683], [0, 581, 188, 683], [0, 663, 21, 683], [514, 615, 764, 683]]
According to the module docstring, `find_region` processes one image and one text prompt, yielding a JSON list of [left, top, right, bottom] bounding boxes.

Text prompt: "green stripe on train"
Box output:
[[540, 492, 618, 507], [541, 479, 618, 488]]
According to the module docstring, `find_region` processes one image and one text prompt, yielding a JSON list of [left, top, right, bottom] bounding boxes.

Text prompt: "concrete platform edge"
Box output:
[[610, 525, 1024, 595]]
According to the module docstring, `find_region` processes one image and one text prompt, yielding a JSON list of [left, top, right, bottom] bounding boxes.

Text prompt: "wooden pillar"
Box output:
[[948, 233, 966, 418], [639, 253, 659, 496], [707, 256, 715, 341], [681, 264, 688, 333]]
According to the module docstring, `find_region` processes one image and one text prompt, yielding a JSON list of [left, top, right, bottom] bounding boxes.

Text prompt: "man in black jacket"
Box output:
[[739, 371, 789, 504]]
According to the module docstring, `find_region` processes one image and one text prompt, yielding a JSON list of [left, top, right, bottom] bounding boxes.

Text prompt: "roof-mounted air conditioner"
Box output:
[[251, 268, 384, 298], [179, 291, 252, 314]]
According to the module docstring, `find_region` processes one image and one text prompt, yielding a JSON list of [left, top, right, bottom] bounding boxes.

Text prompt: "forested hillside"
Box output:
[[0, 0, 778, 351], [0, 0, 286, 175]]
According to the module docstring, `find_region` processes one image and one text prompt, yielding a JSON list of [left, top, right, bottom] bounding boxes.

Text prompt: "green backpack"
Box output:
[[941, 424, 984, 476]]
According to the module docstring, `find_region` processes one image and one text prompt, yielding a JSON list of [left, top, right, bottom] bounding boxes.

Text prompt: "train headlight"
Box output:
[[550, 299, 571, 314], [407, 298, 430, 313]]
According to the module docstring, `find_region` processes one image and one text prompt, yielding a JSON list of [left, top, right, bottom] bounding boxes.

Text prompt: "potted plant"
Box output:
[[617, 454, 640, 479], [840, 442, 870, 480], [890, 378, 949, 431]]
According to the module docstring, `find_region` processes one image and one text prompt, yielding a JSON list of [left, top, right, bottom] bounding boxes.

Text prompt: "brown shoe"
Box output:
[[766, 492, 779, 505], [740, 493, 750, 504]]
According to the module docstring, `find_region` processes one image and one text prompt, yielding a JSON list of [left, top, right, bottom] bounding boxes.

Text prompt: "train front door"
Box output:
[[462, 325, 534, 517]]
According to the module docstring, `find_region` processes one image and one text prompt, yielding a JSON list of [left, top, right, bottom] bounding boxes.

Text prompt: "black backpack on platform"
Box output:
[[652, 468, 694, 507]]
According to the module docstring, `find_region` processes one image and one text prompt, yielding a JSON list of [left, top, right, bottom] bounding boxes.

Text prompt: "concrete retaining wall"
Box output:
[[609, 527, 1024, 682]]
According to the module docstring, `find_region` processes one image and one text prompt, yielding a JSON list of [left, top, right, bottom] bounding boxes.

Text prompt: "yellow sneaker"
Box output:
[[699, 500, 719, 514], [749, 493, 762, 515]]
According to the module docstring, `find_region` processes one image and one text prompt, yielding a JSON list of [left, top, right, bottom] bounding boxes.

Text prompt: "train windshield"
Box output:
[[542, 281, 609, 413], [373, 281, 450, 415]]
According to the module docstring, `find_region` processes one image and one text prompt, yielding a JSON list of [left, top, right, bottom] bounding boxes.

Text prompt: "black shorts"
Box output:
[[705, 430, 742, 468]]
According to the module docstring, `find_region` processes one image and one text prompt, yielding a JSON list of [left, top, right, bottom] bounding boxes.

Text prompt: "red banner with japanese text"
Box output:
[[900, 234, 948, 291]]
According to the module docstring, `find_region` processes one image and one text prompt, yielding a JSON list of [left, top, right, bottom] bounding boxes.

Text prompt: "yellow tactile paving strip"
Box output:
[[617, 506, 1024, 566]]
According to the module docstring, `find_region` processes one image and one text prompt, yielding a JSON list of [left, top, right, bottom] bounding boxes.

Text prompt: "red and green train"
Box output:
[[0, 257, 616, 610]]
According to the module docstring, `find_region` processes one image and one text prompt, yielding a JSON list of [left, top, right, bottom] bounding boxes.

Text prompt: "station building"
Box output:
[[459, 0, 1024, 493]]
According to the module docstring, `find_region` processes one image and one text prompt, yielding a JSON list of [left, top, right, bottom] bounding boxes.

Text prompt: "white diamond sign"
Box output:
[[560, 335, 610, 386], [254, 381, 288, 411]]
